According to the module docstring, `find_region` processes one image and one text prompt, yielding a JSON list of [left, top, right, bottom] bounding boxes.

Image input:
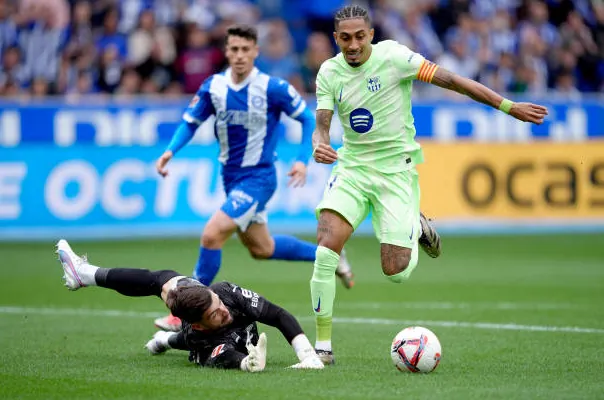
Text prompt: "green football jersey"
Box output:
[[316, 40, 429, 173]]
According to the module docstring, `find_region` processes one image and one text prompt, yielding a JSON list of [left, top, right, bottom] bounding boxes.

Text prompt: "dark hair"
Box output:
[[166, 285, 213, 323], [226, 24, 258, 43], [334, 5, 371, 29]]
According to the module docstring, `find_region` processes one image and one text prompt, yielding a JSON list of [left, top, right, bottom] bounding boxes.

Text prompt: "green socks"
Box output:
[[310, 246, 340, 347]]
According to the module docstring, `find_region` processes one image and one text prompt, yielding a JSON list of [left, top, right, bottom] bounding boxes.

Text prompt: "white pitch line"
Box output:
[[297, 317, 604, 334], [1, 306, 604, 334], [284, 301, 583, 311]]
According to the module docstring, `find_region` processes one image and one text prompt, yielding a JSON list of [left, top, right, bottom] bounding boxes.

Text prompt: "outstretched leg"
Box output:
[[56, 239, 182, 298]]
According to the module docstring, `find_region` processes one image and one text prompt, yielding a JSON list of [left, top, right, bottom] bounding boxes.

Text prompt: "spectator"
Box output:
[[0, 0, 18, 55], [127, 9, 175, 89], [438, 35, 480, 81], [300, 32, 334, 94], [0, 46, 26, 90], [0, 0, 600, 96], [256, 19, 303, 91], [13, 0, 70, 86], [96, 44, 123, 93], [30, 76, 51, 97], [96, 7, 127, 59], [175, 25, 224, 94], [550, 70, 582, 100]]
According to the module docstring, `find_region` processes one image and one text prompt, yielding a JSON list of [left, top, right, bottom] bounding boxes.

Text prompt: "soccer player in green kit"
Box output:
[[310, 5, 549, 365]]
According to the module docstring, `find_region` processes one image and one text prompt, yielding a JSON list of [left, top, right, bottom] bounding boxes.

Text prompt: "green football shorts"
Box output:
[[316, 165, 421, 249]]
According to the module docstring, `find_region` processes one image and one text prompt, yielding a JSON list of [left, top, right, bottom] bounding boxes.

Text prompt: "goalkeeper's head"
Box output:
[[166, 285, 233, 331]]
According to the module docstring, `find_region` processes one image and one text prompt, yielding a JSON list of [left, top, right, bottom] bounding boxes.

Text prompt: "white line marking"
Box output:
[[1, 306, 603, 334], [298, 317, 604, 334], [285, 301, 583, 311]]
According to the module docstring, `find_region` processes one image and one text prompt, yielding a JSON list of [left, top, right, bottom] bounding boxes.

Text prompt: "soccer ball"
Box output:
[[390, 326, 441, 373]]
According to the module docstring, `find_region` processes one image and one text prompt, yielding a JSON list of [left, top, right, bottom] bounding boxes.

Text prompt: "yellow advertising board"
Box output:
[[417, 143, 604, 220]]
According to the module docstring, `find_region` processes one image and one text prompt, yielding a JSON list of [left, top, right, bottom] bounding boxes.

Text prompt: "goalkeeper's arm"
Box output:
[[257, 300, 323, 367]]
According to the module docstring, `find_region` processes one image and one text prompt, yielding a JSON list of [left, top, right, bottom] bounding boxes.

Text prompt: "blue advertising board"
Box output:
[[1, 97, 603, 240], [0, 144, 353, 240], [0, 97, 602, 147]]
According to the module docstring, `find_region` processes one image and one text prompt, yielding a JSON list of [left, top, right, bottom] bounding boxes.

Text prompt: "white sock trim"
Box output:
[[315, 340, 332, 352], [80, 263, 100, 286]]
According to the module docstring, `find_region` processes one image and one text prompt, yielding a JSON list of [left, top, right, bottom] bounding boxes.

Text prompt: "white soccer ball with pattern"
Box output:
[[390, 326, 441, 373]]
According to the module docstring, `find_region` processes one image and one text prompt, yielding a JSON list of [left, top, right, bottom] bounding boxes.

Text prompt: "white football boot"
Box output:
[[419, 213, 442, 258], [55, 239, 90, 290]]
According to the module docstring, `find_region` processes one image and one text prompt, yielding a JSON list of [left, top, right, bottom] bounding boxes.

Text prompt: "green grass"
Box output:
[[1, 234, 604, 399]]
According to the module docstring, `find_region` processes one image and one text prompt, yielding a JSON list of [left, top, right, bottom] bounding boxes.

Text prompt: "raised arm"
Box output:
[[312, 109, 338, 164], [429, 66, 548, 124]]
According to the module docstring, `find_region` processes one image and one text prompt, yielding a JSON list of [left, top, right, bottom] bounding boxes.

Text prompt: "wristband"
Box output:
[[498, 98, 514, 114]]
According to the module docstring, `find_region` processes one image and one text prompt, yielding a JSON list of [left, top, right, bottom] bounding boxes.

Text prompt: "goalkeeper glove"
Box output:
[[240, 332, 267, 373]]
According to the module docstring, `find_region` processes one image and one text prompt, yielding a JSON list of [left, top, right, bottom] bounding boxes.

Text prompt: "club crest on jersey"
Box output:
[[251, 95, 264, 108], [367, 76, 381, 92]]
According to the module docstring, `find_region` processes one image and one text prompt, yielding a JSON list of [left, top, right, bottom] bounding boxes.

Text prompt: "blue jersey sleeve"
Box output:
[[182, 76, 215, 125], [268, 78, 307, 118]]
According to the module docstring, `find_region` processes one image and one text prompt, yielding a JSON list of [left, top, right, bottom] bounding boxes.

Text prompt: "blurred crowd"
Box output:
[[0, 0, 603, 100]]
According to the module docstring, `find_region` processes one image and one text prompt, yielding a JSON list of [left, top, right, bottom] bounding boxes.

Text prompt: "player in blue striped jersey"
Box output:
[[153, 25, 354, 331]]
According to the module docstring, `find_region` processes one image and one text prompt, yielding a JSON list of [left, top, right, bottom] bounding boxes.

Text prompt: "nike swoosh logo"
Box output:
[[314, 297, 321, 312], [338, 87, 343, 102], [409, 225, 414, 241]]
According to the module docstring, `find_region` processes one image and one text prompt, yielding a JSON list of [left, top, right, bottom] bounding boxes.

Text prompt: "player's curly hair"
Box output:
[[226, 24, 258, 43], [334, 5, 371, 29], [166, 285, 213, 323]]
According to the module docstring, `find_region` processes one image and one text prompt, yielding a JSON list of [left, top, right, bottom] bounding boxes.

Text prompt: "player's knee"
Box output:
[[382, 248, 418, 284], [201, 230, 222, 248], [381, 254, 411, 277], [247, 244, 273, 260]]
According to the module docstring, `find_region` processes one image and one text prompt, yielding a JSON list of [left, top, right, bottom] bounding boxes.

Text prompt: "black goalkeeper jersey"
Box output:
[[172, 280, 303, 368], [181, 282, 266, 358]]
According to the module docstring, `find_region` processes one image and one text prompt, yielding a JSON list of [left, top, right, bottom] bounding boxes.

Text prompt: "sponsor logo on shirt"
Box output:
[[211, 344, 226, 358], [349, 108, 374, 134]]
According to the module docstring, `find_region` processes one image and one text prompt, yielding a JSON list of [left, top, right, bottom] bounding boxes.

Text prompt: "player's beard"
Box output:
[[345, 50, 363, 67]]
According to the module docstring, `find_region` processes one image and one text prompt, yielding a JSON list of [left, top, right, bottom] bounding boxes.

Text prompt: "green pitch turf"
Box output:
[[1, 234, 603, 400]]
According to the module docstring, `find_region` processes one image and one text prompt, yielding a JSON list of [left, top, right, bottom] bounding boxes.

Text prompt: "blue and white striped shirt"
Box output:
[[182, 67, 308, 169]]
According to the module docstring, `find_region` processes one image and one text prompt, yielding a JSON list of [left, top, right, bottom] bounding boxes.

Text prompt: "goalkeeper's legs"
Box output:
[[310, 209, 354, 365], [55, 239, 183, 298]]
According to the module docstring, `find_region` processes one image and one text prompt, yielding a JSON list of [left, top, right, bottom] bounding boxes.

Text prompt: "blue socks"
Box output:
[[269, 235, 316, 262], [193, 247, 222, 285], [193, 236, 315, 286]]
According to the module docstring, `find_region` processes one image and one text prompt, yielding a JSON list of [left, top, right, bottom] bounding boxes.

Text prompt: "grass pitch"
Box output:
[[1, 234, 603, 399]]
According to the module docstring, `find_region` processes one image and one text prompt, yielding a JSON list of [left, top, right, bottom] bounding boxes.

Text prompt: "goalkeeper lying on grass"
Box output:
[[55, 239, 323, 372]]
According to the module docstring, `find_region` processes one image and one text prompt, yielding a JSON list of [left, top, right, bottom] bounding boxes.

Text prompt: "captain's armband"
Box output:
[[417, 61, 439, 83]]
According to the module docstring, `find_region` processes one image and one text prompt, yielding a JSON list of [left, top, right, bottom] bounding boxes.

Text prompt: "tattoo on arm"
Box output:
[[430, 67, 502, 109], [312, 109, 334, 149]]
